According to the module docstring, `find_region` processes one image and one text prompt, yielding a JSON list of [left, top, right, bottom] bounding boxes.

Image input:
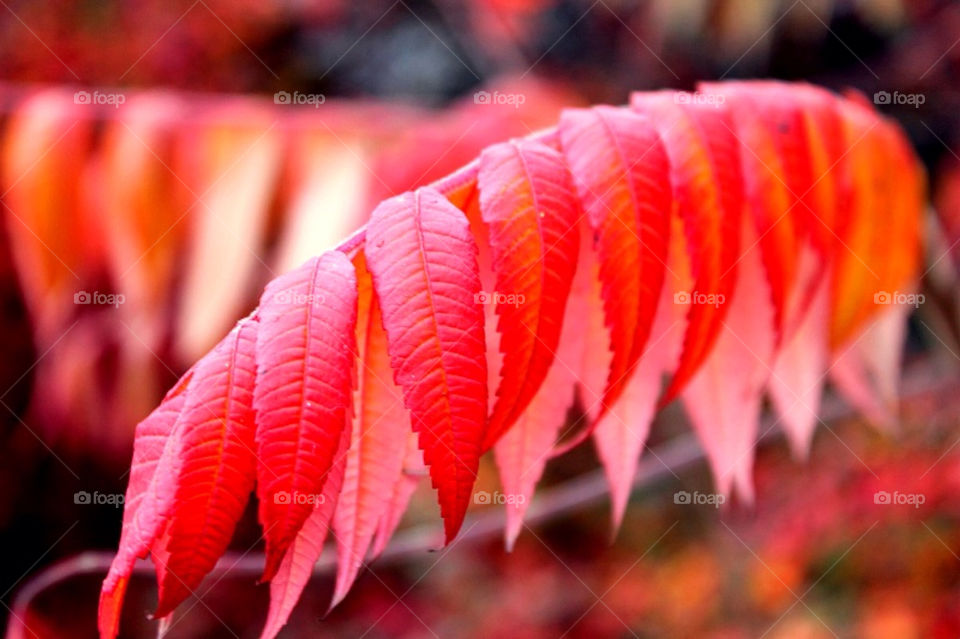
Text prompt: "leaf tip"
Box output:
[[97, 576, 128, 639]]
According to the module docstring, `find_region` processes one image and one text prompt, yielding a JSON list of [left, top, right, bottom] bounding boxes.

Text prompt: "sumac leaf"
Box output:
[[254, 252, 358, 581], [365, 186, 487, 542]]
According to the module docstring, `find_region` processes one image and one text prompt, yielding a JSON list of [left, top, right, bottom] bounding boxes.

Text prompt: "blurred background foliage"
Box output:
[[1, 0, 960, 637]]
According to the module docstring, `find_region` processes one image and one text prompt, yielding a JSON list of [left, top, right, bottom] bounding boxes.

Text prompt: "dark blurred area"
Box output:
[[1, 1, 959, 637]]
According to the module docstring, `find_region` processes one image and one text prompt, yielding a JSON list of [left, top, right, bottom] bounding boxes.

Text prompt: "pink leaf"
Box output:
[[152, 317, 260, 617], [559, 106, 672, 414], [768, 250, 830, 458], [255, 251, 358, 581], [477, 139, 580, 448], [829, 303, 911, 430], [631, 91, 744, 406], [593, 274, 682, 532], [98, 371, 194, 639], [547, 224, 611, 455], [492, 226, 593, 547], [681, 222, 774, 502], [261, 426, 350, 639], [331, 255, 411, 608], [365, 186, 487, 543], [370, 431, 426, 558]]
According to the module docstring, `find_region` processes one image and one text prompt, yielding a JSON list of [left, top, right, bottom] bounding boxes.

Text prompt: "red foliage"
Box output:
[[99, 81, 925, 638]]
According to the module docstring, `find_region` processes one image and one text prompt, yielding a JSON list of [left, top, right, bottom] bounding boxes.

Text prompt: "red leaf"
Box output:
[[700, 82, 799, 338], [631, 91, 744, 406], [98, 371, 194, 639], [365, 186, 487, 543], [151, 317, 259, 617], [789, 84, 849, 257], [331, 255, 411, 608], [558, 106, 672, 415], [735, 82, 819, 240], [254, 251, 358, 581], [872, 113, 925, 307], [589, 206, 690, 523], [828, 99, 880, 348], [492, 226, 593, 546], [477, 139, 580, 448], [830, 96, 923, 350], [261, 424, 350, 639]]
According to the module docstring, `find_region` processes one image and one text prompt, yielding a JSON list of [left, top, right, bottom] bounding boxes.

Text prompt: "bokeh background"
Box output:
[[1, 0, 960, 637]]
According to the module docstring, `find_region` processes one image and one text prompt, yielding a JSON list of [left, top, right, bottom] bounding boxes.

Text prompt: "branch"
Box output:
[[5, 363, 957, 639]]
